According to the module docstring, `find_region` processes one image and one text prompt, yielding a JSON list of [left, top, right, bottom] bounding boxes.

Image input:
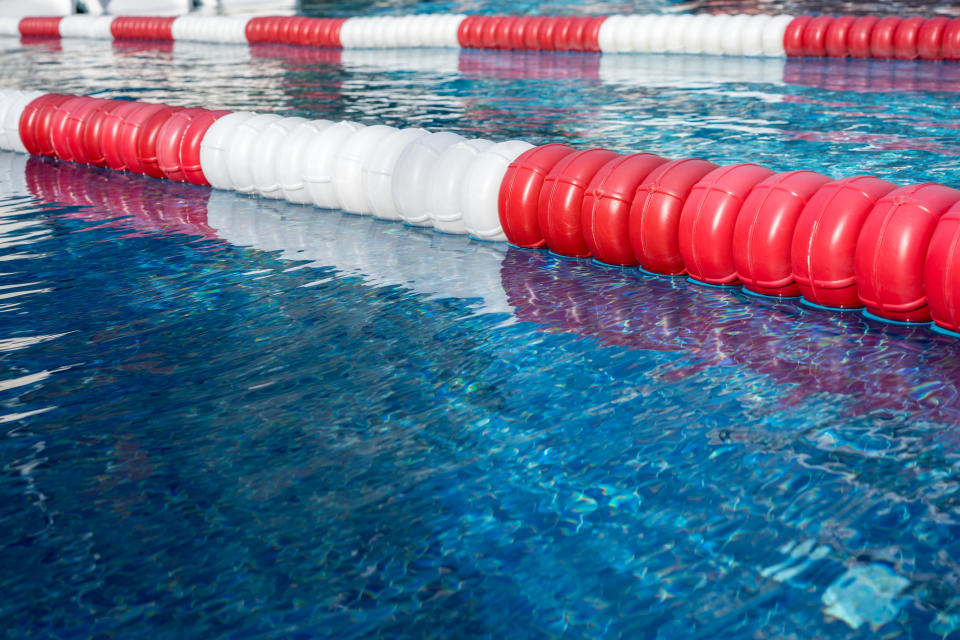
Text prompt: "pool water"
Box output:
[[3, 3, 960, 639]]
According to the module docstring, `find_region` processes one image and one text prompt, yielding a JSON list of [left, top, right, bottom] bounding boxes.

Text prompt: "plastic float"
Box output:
[[3, 88, 960, 337], [3, 13, 960, 60]]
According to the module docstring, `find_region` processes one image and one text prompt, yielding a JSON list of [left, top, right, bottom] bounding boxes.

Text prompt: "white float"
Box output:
[[0, 90, 44, 153], [664, 15, 694, 54], [701, 14, 733, 56], [763, 15, 794, 57], [276, 119, 333, 204], [301, 120, 363, 210], [741, 15, 772, 57], [59, 15, 115, 39], [250, 116, 306, 199], [596, 14, 623, 53], [427, 138, 494, 234], [361, 127, 429, 221], [225, 113, 283, 194], [682, 14, 713, 54], [461, 140, 533, 242], [334, 124, 399, 215], [198, 111, 256, 190], [392, 131, 464, 227]]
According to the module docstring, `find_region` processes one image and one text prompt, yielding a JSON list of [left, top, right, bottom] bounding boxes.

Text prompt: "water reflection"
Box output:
[[23, 156, 512, 313], [501, 249, 960, 424], [785, 57, 960, 94]]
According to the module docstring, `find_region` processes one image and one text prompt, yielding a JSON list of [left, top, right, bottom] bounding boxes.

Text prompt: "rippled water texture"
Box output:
[[3, 2, 960, 639]]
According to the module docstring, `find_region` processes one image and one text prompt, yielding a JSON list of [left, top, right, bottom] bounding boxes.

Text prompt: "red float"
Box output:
[[523, 16, 548, 50], [553, 17, 578, 51], [246, 16, 271, 43], [19, 93, 71, 157], [893, 16, 925, 59], [847, 16, 878, 58], [277, 16, 300, 44], [48, 96, 93, 163], [925, 200, 960, 333], [509, 16, 529, 49], [498, 143, 577, 248], [825, 15, 856, 57], [304, 17, 329, 46], [678, 163, 774, 286], [481, 16, 499, 48], [473, 16, 494, 48], [568, 17, 588, 52], [506, 16, 528, 50], [943, 18, 960, 60], [571, 17, 594, 52], [802, 15, 834, 57], [156, 17, 176, 40], [110, 17, 135, 39], [19, 17, 62, 38], [783, 16, 812, 57], [298, 18, 323, 46], [80, 100, 123, 167], [118, 102, 181, 177], [629, 158, 717, 275], [582, 17, 606, 53], [792, 176, 896, 309], [326, 18, 347, 48], [256, 17, 278, 43], [493, 16, 514, 49], [99, 101, 144, 171], [538, 148, 620, 257], [581, 153, 668, 266], [156, 107, 209, 182], [538, 17, 560, 50], [732, 170, 831, 297], [917, 17, 948, 60], [17, 93, 50, 156], [869, 16, 902, 58], [288, 17, 311, 45], [472, 16, 491, 49], [180, 109, 229, 186], [272, 16, 291, 44], [855, 183, 960, 323], [263, 16, 285, 43], [298, 18, 319, 45], [462, 16, 481, 48]]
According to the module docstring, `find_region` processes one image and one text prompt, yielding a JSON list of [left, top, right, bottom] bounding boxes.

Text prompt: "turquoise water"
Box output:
[[3, 4, 960, 638]]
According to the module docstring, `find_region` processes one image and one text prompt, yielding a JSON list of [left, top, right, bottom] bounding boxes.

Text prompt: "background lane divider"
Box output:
[[6, 12, 960, 60]]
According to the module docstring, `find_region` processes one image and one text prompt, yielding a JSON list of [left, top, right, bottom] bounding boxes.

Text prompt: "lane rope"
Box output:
[[3, 88, 960, 335]]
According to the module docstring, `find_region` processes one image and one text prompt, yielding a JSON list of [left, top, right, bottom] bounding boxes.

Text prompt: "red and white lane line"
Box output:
[[2, 88, 960, 336], [4, 13, 960, 60]]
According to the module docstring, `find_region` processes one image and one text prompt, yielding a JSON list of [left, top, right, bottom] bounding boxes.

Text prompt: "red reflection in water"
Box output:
[[25, 156, 217, 240], [501, 247, 960, 426]]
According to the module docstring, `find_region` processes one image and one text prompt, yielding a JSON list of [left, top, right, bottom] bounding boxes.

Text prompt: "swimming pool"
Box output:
[[3, 2, 960, 638]]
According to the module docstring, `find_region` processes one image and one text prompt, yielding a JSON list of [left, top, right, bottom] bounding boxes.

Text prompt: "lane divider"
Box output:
[[2, 87, 960, 337], [6, 12, 960, 59]]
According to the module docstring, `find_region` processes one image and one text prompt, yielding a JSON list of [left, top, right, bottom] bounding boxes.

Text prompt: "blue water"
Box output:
[[3, 3, 960, 638]]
